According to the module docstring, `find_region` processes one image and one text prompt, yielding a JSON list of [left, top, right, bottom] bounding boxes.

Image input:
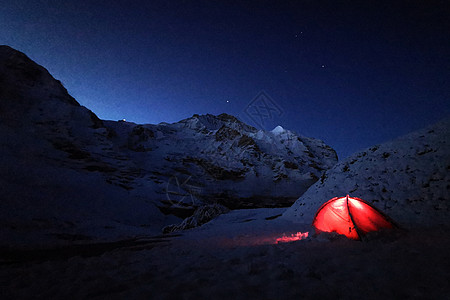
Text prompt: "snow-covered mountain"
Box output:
[[0, 45, 180, 245], [105, 112, 337, 212], [0, 45, 337, 244], [283, 118, 450, 227]]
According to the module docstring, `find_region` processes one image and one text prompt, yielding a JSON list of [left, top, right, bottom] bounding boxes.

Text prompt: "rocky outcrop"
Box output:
[[162, 204, 229, 233]]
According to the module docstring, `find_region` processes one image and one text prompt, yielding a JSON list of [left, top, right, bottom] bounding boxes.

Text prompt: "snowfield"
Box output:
[[2, 209, 450, 299]]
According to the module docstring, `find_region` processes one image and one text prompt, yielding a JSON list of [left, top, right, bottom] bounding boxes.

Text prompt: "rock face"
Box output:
[[283, 118, 450, 227], [0, 46, 337, 243]]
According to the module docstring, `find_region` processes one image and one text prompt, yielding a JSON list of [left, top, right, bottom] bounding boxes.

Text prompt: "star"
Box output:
[[226, 100, 230, 103]]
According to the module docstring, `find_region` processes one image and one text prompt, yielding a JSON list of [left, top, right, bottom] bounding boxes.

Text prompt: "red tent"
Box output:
[[312, 195, 396, 240]]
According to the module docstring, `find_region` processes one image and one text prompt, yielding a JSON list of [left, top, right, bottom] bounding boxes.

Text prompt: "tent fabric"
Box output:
[[312, 195, 395, 240]]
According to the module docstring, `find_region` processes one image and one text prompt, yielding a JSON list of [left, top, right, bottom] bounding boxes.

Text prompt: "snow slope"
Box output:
[[0, 46, 181, 245], [283, 118, 450, 227]]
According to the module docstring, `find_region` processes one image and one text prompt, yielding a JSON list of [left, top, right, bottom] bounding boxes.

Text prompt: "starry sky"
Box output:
[[1, 0, 449, 158]]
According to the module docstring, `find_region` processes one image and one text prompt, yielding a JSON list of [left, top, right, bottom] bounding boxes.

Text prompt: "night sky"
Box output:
[[1, 1, 449, 158]]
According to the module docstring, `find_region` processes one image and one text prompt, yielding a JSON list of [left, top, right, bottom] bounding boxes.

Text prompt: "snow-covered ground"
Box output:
[[2, 208, 449, 299]]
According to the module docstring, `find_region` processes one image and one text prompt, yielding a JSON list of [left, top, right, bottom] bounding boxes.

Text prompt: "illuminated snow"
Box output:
[[275, 231, 309, 244]]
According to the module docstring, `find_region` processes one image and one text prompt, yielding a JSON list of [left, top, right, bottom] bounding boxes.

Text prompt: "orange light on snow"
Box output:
[[275, 231, 309, 244], [312, 195, 395, 240]]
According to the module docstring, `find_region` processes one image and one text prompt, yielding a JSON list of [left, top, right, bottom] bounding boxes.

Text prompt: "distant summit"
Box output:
[[178, 113, 256, 133], [110, 110, 338, 209], [271, 125, 285, 135]]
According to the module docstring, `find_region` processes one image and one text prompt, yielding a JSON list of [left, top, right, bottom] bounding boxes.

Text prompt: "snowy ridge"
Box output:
[[283, 118, 450, 226], [271, 125, 285, 135]]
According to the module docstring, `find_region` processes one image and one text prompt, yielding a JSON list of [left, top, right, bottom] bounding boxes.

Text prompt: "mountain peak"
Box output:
[[216, 113, 239, 122], [0, 45, 103, 129], [0, 45, 79, 107], [271, 125, 285, 134], [178, 113, 255, 132]]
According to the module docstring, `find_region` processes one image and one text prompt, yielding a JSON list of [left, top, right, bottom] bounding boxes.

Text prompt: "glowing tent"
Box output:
[[312, 195, 396, 240]]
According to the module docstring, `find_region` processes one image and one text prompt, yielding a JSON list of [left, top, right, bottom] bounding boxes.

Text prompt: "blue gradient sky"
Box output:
[[1, 1, 449, 158]]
